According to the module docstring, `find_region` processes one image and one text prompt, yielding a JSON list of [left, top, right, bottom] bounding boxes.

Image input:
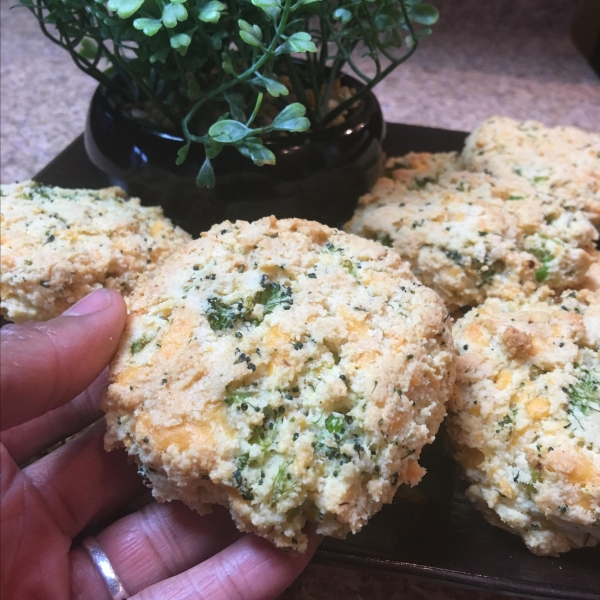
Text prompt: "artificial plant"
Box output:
[[20, 0, 438, 186]]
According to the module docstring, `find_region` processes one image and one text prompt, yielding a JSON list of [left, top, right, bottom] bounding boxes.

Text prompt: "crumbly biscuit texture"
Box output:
[[358, 152, 460, 209], [462, 116, 600, 226], [583, 252, 600, 292], [0, 181, 191, 322], [447, 289, 600, 555], [102, 217, 455, 551], [346, 167, 597, 310]]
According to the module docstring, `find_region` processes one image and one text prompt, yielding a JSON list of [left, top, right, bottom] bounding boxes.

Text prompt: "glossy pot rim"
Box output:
[[93, 71, 382, 149]]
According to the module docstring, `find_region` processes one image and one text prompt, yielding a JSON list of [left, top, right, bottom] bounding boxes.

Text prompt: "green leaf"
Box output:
[[162, 2, 188, 28], [197, 158, 215, 189], [222, 52, 235, 75], [187, 78, 201, 100], [262, 77, 288, 97], [224, 93, 246, 121], [176, 142, 191, 166], [237, 141, 276, 166], [199, 0, 226, 23], [271, 103, 310, 132], [106, 0, 144, 19], [277, 31, 317, 54], [238, 20, 262, 46], [238, 19, 261, 37], [415, 27, 433, 40], [205, 138, 224, 159], [79, 38, 98, 59], [209, 120, 251, 143], [333, 7, 352, 24], [412, 3, 439, 25], [149, 47, 170, 63], [133, 17, 163, 36], [239, 30, 261, 47], [252, 0, 281, 20], [170, 32, 191, 55], [102, 16, 122, 26]]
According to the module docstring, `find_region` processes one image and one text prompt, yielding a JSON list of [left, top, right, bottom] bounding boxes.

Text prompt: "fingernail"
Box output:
[[63, 289, 113, 316]]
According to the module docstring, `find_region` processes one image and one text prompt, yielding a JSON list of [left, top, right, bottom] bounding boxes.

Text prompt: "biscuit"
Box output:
[[102, 217, 455, 551], [447, 289, 600, 555], [346, 168, 597, 310], [462, 116, 600, 226], [0, 181, 191, 322]]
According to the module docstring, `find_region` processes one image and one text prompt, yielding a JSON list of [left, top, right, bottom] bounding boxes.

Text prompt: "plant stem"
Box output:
[[322, 40, 418, 128], [182, 0, 294, 142], [246, 92, 264, 126], [284, 54, 316, 124]]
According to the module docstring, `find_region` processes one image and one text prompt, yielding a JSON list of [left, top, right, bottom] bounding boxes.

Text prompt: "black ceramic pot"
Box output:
[[85, 75, 385, 236]]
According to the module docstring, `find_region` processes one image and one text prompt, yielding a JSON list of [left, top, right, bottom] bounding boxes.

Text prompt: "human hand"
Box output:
[[1, 289, 317, 599]]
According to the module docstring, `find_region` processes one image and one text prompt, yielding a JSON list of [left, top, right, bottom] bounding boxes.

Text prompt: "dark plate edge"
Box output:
[[314, 550, 600, 600], [35, 136, 85, 180]]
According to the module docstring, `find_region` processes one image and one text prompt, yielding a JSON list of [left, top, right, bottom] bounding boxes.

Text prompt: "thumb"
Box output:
[[1, 289, 126, 431]]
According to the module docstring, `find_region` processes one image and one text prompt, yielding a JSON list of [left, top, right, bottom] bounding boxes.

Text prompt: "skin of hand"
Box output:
[[0, 288, 318, 600]]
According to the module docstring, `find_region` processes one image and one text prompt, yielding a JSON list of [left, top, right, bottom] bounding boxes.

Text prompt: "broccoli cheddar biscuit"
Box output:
[[102, 217, 455, 551], [462, 116, 600, 226], [346, 168, 597, 310], [0, 181, 191, 322], [447, 289, 600, 555]]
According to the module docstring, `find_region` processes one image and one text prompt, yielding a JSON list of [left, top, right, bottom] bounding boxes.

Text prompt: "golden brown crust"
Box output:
[[462, 116, 600, 226], [0, 181, 191, 322], [102, 217, 455, 551], [447, 289, 600, 556], [583, 252, 600, 292], [346, 166, 597, 310]]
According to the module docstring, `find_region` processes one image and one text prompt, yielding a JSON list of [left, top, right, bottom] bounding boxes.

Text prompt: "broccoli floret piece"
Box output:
[[377, 233, 393, 248], [205, 297, 240, 330], [131, 333, 154, 354], [325, 413, 345, 434], [255, 277, 293, 315], [205, 277, 293, 332], [530, 243, 556, 283], [270, 458, 295, 505], [415, 176, 438, 189], [567, 369, 599, 416], [224, 387, 256, 408]]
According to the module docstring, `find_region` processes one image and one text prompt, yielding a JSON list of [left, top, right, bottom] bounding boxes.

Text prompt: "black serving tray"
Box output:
[[35, 123, 600, 600]]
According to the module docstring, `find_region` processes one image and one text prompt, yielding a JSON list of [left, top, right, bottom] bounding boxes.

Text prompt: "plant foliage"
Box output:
[[20, 0, 438, 186]]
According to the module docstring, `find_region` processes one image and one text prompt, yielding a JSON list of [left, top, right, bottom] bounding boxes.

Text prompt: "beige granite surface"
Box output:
[[0, 1, 597, 599]]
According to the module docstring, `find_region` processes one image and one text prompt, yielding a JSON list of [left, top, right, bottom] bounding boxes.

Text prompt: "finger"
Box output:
[[132, 530, 320, 600], [0, 444, 71, 599], [1, 288, 126, 431], [1, 368, 107, 465], [70, 502, 243, 599], [24, 420, 147, 538]]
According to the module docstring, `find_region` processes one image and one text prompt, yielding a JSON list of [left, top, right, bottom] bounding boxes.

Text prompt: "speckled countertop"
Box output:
[[1, 1, 598, 598]]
